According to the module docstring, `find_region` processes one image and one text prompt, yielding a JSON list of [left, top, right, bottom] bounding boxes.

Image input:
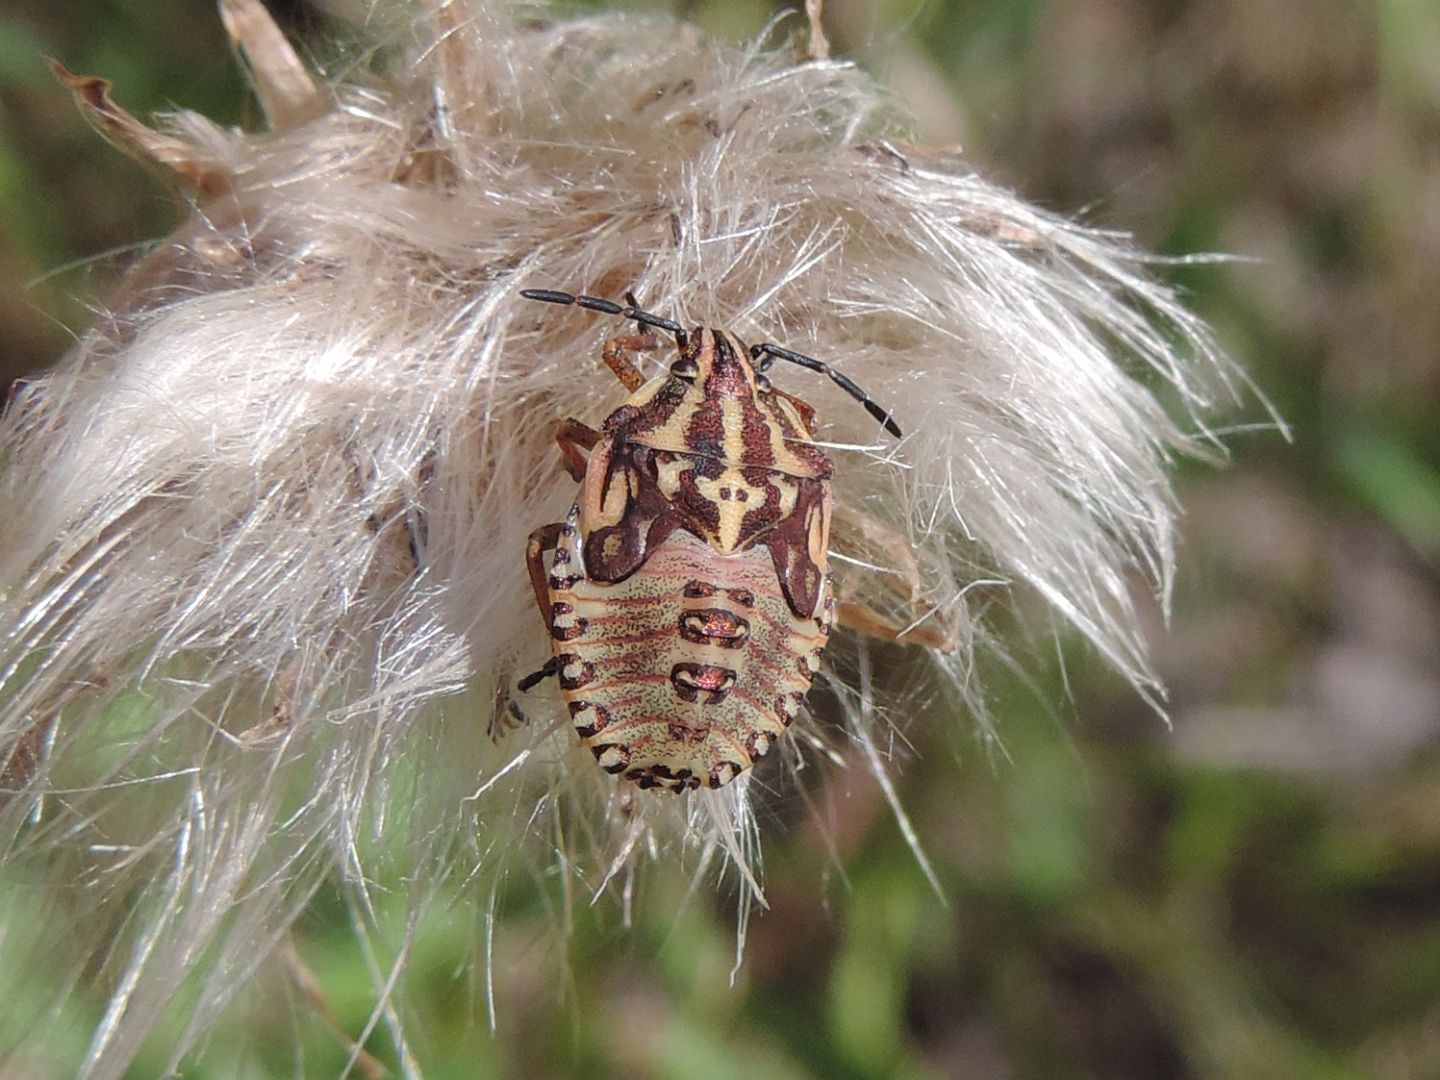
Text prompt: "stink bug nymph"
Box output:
[[520, 288, 903, 793]]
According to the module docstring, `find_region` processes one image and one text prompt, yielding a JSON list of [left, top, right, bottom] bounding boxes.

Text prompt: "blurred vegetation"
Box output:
[[2, 0, 1438, 1077]]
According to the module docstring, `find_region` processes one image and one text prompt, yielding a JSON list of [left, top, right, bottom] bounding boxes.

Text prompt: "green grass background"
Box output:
[[2, 0, 1439, 1076]]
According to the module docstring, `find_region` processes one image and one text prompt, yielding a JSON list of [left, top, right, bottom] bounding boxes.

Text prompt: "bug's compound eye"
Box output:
[[755, 373, 773, 393], [670, 357, 699, 380]]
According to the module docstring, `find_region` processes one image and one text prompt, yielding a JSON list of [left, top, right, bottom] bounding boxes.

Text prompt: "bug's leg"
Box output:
[[405, 450, 437, 563], [1, 665, 117, 808], [490, 698, 529, 739], [525, 522, 564, 628], [555, 417, 600, 481], [492, 668, 541, 743], [835, 598, 958, 654], [600, 330, 658, 392], [491, 656, 562, 737], [516, 656, 562, 692], [280, 940, 388, 1080], [493, 701, 523, 738], [830, 508, 962, 654], [238, 655, 304, 744], [1, 712, 56, 806], [358, 449, 435, 578]]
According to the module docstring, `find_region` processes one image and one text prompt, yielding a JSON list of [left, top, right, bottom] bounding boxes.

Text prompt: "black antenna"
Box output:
[[520, 289, 903, 439], [751, 342, 903, 438], [520, 288, 689, 349]]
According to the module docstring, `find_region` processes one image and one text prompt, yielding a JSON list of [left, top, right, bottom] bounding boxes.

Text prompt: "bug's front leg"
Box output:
[[555, 417, 600, 481], [600, 330, 659, 392]]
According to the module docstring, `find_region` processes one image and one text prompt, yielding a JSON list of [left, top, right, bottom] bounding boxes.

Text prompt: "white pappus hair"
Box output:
[[0, 0, 1246, 1074]]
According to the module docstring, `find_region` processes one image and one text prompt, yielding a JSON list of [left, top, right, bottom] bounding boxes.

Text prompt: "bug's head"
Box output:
[[666, 326, 768, 401], [518, 288, 903, 438]]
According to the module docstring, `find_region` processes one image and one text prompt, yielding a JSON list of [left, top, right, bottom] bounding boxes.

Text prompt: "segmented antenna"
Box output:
[[751, 342, 903, 438], [520, 288, 688, 349]]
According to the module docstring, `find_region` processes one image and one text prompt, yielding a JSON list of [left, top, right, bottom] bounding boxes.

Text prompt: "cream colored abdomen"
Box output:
[[548, 528, 830, 791]]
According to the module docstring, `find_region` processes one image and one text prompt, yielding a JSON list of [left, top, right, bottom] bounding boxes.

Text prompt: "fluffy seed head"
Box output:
[[0, 0, 1248, 1072]]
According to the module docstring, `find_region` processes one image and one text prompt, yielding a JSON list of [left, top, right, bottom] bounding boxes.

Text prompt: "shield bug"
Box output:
[[519, 288, 903, 792]]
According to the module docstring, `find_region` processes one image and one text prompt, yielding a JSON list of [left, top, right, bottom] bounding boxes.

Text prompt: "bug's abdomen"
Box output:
[[548, 526, 831, 792]]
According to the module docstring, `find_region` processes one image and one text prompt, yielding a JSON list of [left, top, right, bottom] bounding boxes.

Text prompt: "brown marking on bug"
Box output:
[[558, 654, 596, 690], [593, 743, 631, 773], [671, 460, 725, 535], [667, 722, 709, 744], [744, 730, 772, 761], [568, 700, 611, 738], [549, 601, 589, 641], [670, 661, 737, 704], [776, 692, 804, 726], [708, 761, 741, 788], [678, 608, 750, 648], [763, 479, 831, 618]]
